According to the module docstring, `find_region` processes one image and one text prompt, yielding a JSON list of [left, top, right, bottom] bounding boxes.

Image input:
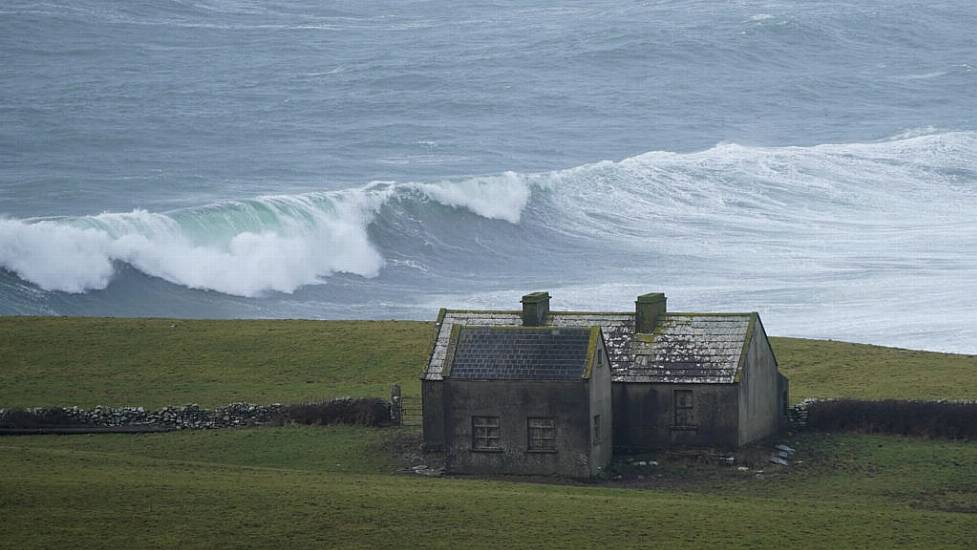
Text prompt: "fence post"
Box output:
[[390, 384, 402, 425]]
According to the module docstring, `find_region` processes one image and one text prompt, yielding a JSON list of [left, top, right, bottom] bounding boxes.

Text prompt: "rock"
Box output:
[[648, 460, 658, 467], [769, 455, 789, 466], [637, 461, 647, 466], [775, 444, 796, 454], [737, 466, 750, 471]]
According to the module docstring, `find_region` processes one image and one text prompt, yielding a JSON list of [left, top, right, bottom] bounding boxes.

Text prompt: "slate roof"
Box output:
[[425, 311, 632, 381], [630, 315, 752, 383], [445, 326, 595, 380], [423, 310, 760, 384]]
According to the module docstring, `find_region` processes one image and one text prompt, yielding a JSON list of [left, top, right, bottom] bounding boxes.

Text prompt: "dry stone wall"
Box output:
[[0, 398, 392, 431]]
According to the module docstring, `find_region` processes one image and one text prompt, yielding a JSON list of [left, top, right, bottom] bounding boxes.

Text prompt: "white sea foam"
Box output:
[[1, 132, 975, 355], [412, 171, 534, 223], [416, 131, 977, 352], [0, 204, 385, 297], [0, 219, 117, 293], [0, 175, 535, 296]]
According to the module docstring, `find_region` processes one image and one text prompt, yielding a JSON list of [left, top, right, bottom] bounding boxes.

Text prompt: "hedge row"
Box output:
[[800, 399, 977, 440], [0, 407, 87, 429], [276, 398, 391, 427]]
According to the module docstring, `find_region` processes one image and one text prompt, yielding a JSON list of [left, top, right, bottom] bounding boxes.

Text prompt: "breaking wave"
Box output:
[[0, 176, 536, 297], [1, 130, 974, 299]]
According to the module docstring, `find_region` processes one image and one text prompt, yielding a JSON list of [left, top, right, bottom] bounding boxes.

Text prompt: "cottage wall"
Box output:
[[588, 340, 613, 475], [612, 382, 739, 451], [421, 380, 446, 451], [442, 379, 593, 477], [778, 373, 790, 424], [736, 322, 784, 445]]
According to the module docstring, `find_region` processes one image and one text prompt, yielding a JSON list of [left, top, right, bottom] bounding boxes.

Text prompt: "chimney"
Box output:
[[521, 292, 551, 326], [635, 292, 666, 333]]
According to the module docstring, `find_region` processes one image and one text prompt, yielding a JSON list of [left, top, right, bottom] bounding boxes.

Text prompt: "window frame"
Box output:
[[673, 389, 696, 427], [471, 416, 502, 452], [527, 417, 557, 453]]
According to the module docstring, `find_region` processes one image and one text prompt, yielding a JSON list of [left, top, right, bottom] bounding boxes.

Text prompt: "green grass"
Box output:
[[2, 318, 977, 547], [3, 424, 400, 474], [772, 337, 977, 402], [2, 318, 975, 409], [2, 429, 976, 548], [0, 317, 434, 408]]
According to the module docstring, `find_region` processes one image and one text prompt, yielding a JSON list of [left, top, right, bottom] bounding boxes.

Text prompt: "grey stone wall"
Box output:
[[0, 397, 393, 431], [0, 402, 284, 430]]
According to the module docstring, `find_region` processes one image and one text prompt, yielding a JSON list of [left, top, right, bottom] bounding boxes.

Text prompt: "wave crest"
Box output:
[[2, 130, 974, 297], [0, 175, 534, 296], [412, 172, 534, 223]]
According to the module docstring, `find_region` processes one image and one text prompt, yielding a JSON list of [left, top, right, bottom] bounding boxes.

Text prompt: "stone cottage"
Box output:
[[421, 292, 789, 477]]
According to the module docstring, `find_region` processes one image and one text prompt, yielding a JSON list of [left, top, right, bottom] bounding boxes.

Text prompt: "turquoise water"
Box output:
[[1, 0, 975, 352]]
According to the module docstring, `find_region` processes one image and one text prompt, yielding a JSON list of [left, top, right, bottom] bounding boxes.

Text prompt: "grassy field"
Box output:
[[2, 317, 977, 548], [774, 337, 977, 402], [3, 429, 976, 548], [0, 317, 433, 408], [2, 317, 974, 408]]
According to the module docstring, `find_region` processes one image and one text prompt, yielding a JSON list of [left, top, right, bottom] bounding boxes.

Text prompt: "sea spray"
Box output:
[[411, 172, 535, 223], [0, 131, 975, 354], [2, 131, 975, 296], [0, 175, 537, 296]]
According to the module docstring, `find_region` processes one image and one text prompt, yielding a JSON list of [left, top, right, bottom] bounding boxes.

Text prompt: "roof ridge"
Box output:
[[424, 308, 759, 383]]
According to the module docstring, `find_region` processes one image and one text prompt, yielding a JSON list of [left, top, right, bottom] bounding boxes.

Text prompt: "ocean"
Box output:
[[1, 0, 975, 352]]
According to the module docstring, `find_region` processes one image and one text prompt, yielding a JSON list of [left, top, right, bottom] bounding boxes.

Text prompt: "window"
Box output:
[[527, 417, 556, 451], [597, 348, 604, 366], [472, 416, 501, 450], [674, 390, 695, 426], [592, 415, 601, 447]]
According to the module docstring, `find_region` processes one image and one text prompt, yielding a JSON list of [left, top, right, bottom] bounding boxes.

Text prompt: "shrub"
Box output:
[[0, 407, 91, 429], [802, 399, 977, 439], [278, 398, 391, 427]]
